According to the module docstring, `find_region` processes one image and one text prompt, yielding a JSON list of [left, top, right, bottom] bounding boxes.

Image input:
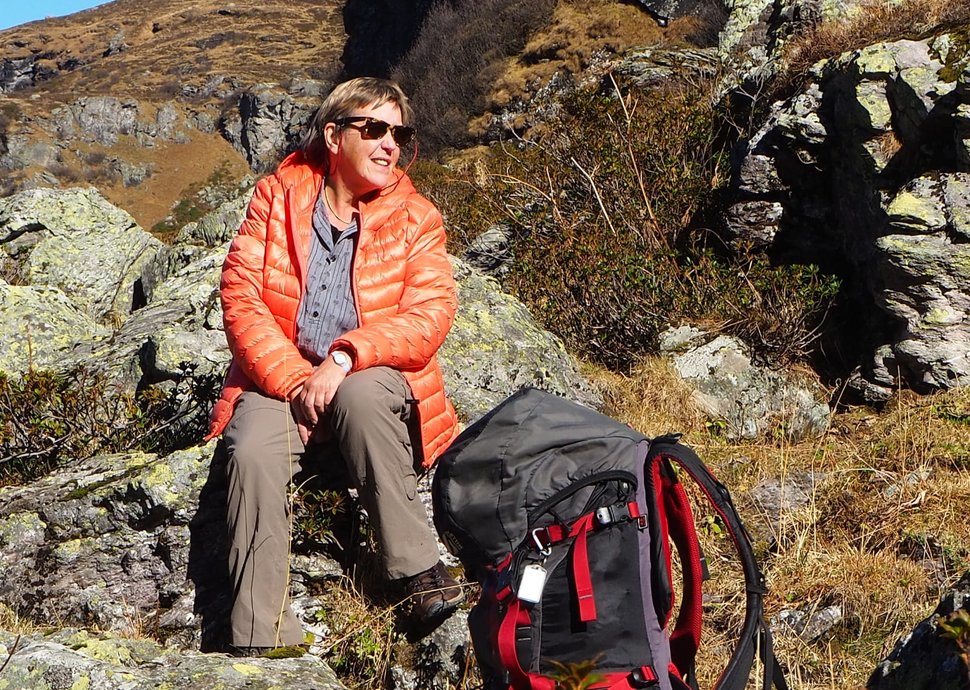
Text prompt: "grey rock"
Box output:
[[0, 628, 347, 690], [439, 257, 602, 422], [0, 280, 109, 375], [748, 472, 823, 528], [774, 605, 843, 641], [615, 47, 719, 88], [868, 570, 970, 690], [0, 186, 163, 324], [664, 331, 830, 440], [219, 84, 316, 172], [0, 55, 57, 93], [104, 30, 129, 57], [390, 610, 472, 689], [727, 34, 970, 393], [462, 223, 513, 276]]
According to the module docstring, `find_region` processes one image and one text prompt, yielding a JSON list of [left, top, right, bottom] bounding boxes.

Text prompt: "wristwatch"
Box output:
[[331, 350, 352, 373]]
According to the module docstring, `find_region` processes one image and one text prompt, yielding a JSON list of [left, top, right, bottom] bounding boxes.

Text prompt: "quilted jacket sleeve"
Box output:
[[331, 202, 457, 372], [220, 177, 313, 399]]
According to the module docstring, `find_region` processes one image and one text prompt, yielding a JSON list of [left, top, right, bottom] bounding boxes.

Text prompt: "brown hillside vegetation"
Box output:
[[0, 0, 345, 101], [0, 0, 348, 230]]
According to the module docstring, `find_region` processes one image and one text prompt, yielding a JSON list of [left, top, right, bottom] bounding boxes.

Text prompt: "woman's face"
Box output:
[[327, 100, 403, 198]]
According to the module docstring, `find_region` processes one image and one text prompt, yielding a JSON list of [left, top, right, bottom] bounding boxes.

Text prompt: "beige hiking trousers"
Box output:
[[223, 366, 441, 648]]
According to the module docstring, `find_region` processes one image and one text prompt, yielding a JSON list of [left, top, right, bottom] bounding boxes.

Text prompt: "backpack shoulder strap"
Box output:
[[648, 437, 789, 690]]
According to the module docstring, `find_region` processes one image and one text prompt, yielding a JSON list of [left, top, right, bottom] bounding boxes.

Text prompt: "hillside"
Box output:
[[0, 0, 691, 230]]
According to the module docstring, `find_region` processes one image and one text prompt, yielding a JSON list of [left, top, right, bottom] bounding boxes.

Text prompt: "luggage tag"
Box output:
[[517, 563, 547, 604]]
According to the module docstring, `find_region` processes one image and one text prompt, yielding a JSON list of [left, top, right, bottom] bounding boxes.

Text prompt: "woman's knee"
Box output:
[[331, 367, 407, 418]]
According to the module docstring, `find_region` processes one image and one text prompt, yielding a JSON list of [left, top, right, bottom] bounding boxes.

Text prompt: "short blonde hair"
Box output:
[[299, 77, 413, 167]]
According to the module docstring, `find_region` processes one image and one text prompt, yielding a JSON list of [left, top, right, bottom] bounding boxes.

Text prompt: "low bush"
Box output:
[[392, 0, 556, 154], [0, 365, 220, 485], [417, 77, 840, 370]]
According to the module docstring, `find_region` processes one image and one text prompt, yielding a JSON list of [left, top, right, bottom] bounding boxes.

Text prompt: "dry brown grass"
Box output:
[[592, 358, 970, 689], [778, 0, 970, 93]]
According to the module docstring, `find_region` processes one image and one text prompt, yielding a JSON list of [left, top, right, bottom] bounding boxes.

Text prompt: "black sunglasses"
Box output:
[[332, 116, 415, 147]]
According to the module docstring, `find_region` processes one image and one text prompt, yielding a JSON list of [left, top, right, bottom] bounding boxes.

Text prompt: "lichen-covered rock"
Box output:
[[727, 33, 970, 394], [0, 628, 347, 690], [439, 257, 602, 422], [717, 0, 869, 88], [0, 443, 220, 634], [0, 280, 109, 375], [661, 328, 830, 440], [0, 186, 163, 324], [868, 570, 970, 690]]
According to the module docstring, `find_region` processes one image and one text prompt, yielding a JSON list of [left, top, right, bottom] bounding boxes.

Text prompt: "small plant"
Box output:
[[317, 577, 397, 690], [547, 658, 604, 690], [0, 364, 220, 485], [939, 609, 970, 671]]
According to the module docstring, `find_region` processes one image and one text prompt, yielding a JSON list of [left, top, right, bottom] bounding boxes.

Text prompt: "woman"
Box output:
[[208, 77, 462, 654]]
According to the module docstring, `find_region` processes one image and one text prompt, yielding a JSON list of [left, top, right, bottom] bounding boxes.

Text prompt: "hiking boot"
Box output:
[[403, 561, 464, 622]]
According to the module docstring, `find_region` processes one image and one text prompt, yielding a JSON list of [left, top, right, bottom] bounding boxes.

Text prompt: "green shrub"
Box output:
[[0, 365, 220, 485], [419, 78, 840, 370]]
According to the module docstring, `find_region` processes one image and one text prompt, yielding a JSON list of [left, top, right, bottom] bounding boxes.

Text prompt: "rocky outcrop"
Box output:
[[717, 0, 868, 87], [727, 34, 970, 397], [50, 97, 188, 147], [868, 570, 970, 690], [0, 628, 347, 690], [0, 54, 59, 93], [0, 187, 163, 324], [0, 187, 595, 690], [219, 84, 317, 173]]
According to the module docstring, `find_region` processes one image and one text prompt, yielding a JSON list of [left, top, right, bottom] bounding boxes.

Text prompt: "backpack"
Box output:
[[432, 387, 788, 690]]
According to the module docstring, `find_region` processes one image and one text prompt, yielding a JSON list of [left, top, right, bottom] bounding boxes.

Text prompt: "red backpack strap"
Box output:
[[496, 596, 557, 690], [569, 512, 598, 622], [647, 453, 704, 679], [649, 438, 789, 690]]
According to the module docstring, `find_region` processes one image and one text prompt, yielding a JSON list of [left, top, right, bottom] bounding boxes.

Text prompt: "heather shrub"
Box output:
[[417, 77, 840, 370], [392, 0, 556, 154], [0, 365, 220, 485]]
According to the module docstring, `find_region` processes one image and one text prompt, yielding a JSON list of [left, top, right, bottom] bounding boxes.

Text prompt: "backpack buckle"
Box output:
[[531, 528, 553, 557]]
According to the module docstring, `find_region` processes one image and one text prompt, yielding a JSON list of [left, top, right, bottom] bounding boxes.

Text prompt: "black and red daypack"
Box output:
[[432, 388, 788, 690]]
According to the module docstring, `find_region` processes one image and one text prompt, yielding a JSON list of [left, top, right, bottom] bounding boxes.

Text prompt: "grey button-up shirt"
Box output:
[[295, 188, 359, 363]]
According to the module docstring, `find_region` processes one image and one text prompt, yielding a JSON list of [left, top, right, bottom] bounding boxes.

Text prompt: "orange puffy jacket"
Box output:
[[207, 152, 459, 466]]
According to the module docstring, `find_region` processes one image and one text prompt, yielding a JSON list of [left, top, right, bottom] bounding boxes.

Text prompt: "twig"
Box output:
[[0, 634, 21, 675], [569, 157, 617, 237]]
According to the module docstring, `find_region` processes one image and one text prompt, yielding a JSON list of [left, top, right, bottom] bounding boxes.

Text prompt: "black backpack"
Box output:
[[432, 388, 788, 690]]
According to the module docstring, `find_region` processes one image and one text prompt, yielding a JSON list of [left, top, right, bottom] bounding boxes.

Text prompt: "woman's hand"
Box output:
[[290, 359, 348, 444]]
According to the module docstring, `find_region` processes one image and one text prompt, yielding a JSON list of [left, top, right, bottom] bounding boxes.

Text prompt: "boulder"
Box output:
[[440, 257, 602, 422], [868, 570, 970, 690], [0, 186, 163, 325], [660, 326, 830, 440], [0, 628, 347, 690], [0, 280, 109, 374]]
